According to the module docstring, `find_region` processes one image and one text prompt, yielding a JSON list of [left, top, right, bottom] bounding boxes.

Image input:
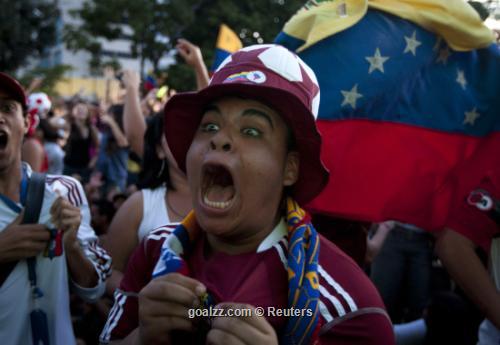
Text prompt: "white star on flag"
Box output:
[[404, 31, 422, 56], [436, 47, 451, 65], [463, 107, 480, 126], [365, 48, 389, 74], [456, 70, 467, 90], [341, 84, 363, 109]]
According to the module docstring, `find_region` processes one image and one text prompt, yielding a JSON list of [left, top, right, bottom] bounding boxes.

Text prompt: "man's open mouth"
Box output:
[[201, 163, 235, 210], [0, 131, 8, 150]]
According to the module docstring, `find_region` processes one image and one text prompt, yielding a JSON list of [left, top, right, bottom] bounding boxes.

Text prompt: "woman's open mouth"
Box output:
[[201, 163, 236, 210], [0, 130, 8, 151]]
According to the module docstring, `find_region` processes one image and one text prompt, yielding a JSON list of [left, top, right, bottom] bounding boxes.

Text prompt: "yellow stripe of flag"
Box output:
[[282, 0, 494, 52], [216, 24, 243, 53]]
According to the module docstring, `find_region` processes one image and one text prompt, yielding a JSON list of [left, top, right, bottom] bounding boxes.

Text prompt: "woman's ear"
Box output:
[[283, 151, 299, 187]]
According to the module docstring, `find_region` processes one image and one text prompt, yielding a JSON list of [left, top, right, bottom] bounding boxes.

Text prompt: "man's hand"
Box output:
[[100, 114, 116, 126], [176, 39, 204, 67], [121, 70, 141, 91], [437, 228, 500, 328], [176, 38, 209, 90], [51, 194, 99, 288], [50, 194, 81, 248], [138, 273, 206, 345], [26, 76, 44, 94], [207, 303, 278, 345], [0, 212, 49, 262]]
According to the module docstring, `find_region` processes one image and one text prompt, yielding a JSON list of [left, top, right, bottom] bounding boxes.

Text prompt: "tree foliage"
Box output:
[[0, 0, 58, 73], [168, 0, 305, 91], [19, 64, 73, 97], [64, 0, 196, 75], [65, 0, 304, 90]]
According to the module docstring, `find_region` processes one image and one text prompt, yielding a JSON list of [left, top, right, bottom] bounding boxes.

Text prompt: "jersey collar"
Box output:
[[256, 218, 287, 253]]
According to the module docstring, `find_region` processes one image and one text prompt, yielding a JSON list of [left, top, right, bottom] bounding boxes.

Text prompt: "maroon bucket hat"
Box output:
[[0, 72, 27, 110], [164, 44, 329, 205]]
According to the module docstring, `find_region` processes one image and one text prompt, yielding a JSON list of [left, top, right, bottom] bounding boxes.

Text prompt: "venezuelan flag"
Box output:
[[275, 0, 499, 230], [211, 24, 243, 71], [143, 73, 157, 91]]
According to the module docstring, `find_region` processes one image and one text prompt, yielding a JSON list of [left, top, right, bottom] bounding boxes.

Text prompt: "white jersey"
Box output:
[[138, 185, 178, 241], [0, 163, 112, 345]]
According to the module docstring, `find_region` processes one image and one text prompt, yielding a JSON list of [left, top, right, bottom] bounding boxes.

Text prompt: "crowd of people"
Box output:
[[0, 17, 498, 345]]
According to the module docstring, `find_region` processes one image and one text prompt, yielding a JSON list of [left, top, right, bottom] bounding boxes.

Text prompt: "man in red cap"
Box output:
[[101, 45, 394, 345], [0, 72, 111, 345]]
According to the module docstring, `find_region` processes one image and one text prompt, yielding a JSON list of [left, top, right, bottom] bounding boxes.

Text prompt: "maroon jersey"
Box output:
[[446, 163, 499, 252], [101, 223, 394, 344]]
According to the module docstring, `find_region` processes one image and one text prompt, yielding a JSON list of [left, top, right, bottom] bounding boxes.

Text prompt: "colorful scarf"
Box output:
[[152, 197, 320, 345]]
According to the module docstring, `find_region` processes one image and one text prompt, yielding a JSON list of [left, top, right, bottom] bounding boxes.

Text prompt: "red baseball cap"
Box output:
[[164, 44, 329, 204], [0, 72, 27, 110]]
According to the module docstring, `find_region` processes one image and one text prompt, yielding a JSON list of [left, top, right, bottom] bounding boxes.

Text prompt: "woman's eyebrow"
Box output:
[[202, 104, 220, 115], [241, 108, 274, 129]]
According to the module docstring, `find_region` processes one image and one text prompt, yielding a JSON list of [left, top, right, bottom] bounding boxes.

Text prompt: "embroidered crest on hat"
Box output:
[[214, 44, 320, 118], [224, 70, 266, 84]]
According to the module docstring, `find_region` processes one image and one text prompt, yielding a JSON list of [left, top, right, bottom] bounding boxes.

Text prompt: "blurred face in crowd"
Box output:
[[72, 102, 89, 122], [0, 90, 29, 173], [185, 97, 299, 246]]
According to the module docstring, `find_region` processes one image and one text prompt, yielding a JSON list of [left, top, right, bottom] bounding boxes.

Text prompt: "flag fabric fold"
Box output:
[[275, 1, 500, 230], [277, 0, 495, 52]]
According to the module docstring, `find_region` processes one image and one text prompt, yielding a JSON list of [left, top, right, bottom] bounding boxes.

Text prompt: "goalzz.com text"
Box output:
[[188, 306, 313, 319]]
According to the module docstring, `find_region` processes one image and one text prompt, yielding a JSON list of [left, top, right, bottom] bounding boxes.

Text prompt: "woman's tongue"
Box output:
[[205, 184, 235, 203]]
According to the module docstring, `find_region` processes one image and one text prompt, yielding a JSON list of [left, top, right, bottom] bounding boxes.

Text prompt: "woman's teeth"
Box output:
[[203, 194, 232, 209]]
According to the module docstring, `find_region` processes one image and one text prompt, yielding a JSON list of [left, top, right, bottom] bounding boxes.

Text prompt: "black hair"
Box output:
[[137, 113, 173, 190], [38, 118, 59, 142], [93, 198, 116, 220], [424, 291, 479, 345], [108, 104, 125, 129], [112, 193, 127, 203]]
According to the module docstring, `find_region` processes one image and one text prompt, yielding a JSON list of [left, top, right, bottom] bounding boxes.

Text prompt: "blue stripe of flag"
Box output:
[[277, 10, 500, 137]]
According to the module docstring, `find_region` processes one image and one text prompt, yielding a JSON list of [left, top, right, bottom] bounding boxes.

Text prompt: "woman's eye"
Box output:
[[242, 128, 261, 137], [201, 122, 219, 132]]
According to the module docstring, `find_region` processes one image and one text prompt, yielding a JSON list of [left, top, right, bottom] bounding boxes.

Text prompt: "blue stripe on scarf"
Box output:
[[282, 211, 320, 345], [173, 224, 191, 252]]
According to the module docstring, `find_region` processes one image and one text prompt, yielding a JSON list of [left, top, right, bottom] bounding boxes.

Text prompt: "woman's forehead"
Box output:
[[204, 97, 282, 121]]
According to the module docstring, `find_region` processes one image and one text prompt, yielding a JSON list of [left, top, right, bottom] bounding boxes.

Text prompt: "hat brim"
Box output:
[[0, 73, 27, 110], [164, 83, 329, 205]]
